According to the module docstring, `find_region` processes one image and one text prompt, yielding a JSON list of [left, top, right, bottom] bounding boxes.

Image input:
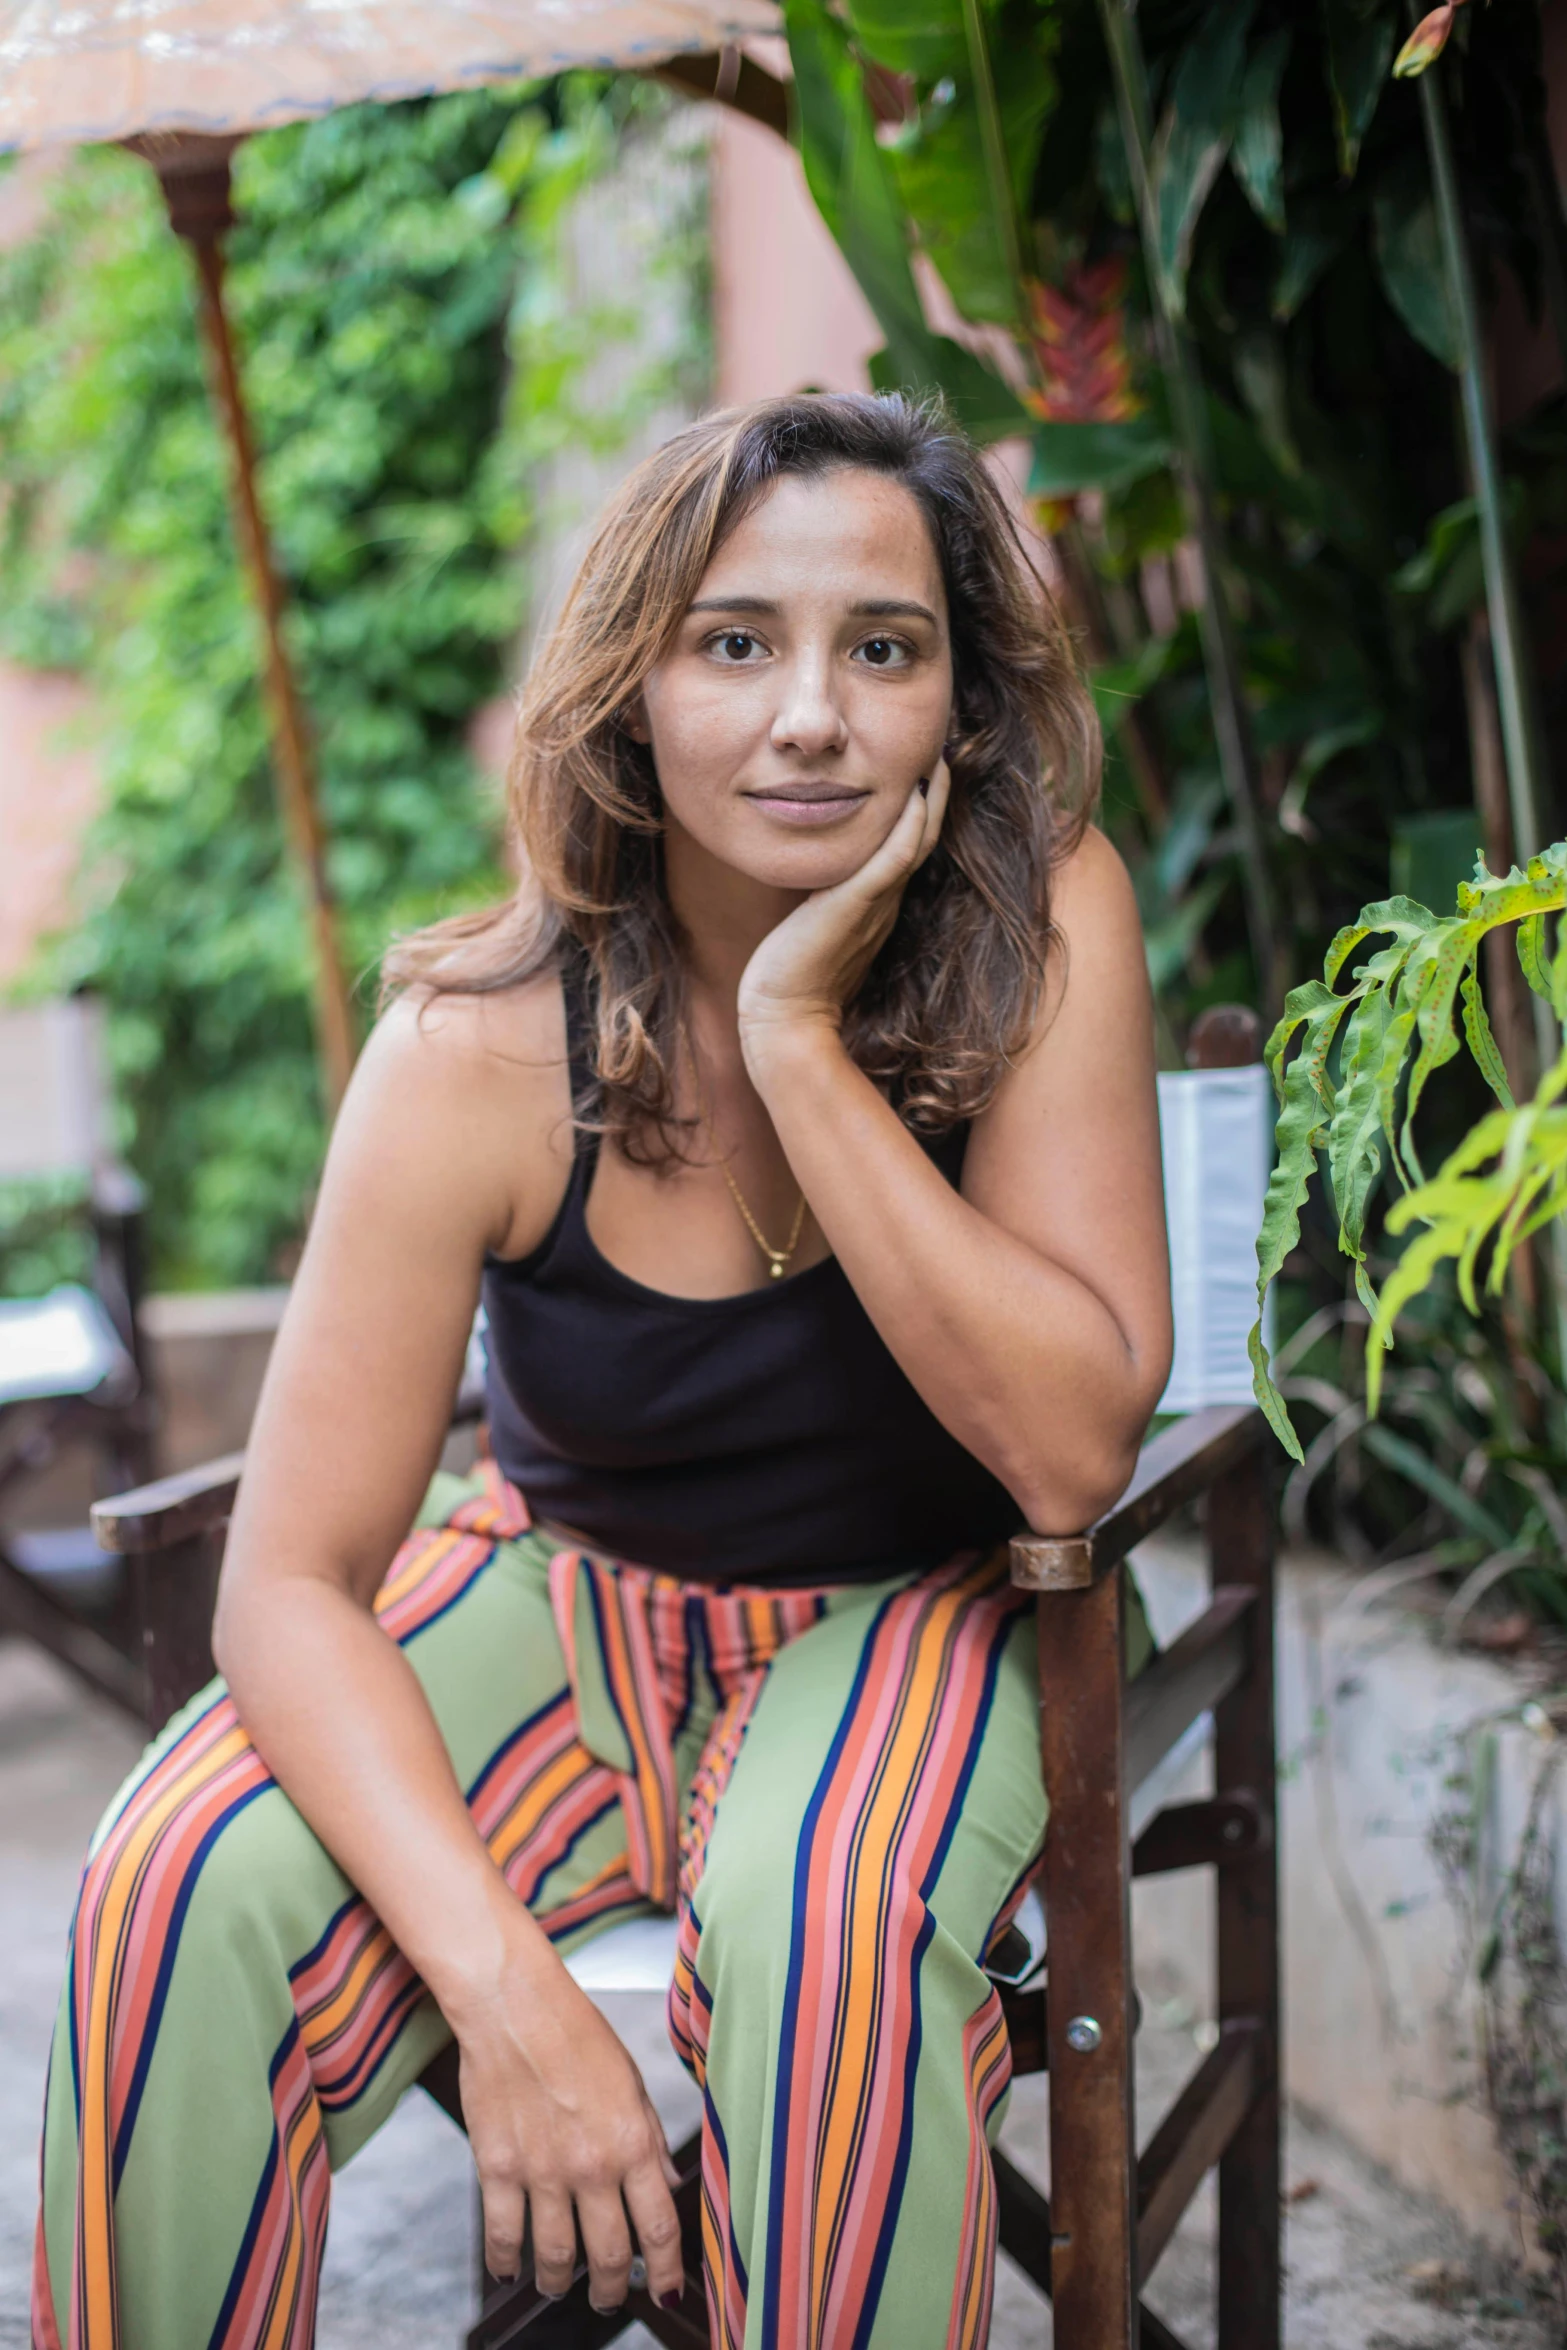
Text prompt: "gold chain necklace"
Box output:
[[685, 1030, 807, 1280], [715, 1154, 808, 1280]]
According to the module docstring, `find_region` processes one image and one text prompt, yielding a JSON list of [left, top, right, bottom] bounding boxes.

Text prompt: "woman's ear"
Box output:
[[620, 693, 652, 745]]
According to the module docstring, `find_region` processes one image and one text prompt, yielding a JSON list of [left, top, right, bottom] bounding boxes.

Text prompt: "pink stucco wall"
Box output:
[[0, 668, 101, 985], [0, 155, 102, 988], [710, 103, 880, 406]]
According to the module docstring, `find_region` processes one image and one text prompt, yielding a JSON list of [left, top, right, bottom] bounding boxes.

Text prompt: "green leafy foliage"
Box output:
[[783, 0, 1032, 439], [1251, 848, 1567, 1456], [0, 80, 703, 1291], [784, 0, 1567, 1049]]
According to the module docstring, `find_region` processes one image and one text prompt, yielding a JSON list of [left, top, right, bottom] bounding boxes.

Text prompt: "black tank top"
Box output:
[[481, 976, 1022, 1583]]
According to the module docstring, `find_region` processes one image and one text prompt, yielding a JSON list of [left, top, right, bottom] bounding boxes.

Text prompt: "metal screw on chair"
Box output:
[[1065, 2014, 1102, 2053], [1224, 1815, 1244, 1841]]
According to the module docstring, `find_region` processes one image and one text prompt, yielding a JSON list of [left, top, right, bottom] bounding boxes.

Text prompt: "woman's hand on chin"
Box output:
[[736, 760, 950, 1079], [446, 1929, 684, 2312]]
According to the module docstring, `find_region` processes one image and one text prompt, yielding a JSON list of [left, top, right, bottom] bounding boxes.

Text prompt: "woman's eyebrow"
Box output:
[[849, 598, 940, 625], [685, 594, 939, 624]]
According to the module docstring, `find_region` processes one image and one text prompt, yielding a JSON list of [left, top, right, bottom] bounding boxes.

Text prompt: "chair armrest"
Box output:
[[91, 1452, 245, 1556], [1009, 1404, 1264, 1591]]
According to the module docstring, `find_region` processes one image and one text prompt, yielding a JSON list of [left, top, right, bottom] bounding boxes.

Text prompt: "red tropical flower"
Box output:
[[1393, 1, 1464, 79], [1022, 258, 1139, 426]]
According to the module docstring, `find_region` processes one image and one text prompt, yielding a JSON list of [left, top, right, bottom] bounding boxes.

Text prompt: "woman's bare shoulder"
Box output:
[[327, 970, 575, 1261], [1048, 820, 1140, 941], [1024, 822, 1146, 1040], [367, 970, 569, 1088]]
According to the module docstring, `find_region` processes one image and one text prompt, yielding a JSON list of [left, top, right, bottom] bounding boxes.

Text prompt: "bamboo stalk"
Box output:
[[1460, 613, 1539, 1339], [1415, 52, 1551, 873], [1413, 27, 1567, 1374], [1094, 0, 1283, 1015]]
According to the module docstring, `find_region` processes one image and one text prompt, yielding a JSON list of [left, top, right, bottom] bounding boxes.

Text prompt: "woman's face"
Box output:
[[634, 467, 953, 895]]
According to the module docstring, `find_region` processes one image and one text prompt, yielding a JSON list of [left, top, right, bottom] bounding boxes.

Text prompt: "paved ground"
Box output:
[[2, 1639, 1554, 2349]]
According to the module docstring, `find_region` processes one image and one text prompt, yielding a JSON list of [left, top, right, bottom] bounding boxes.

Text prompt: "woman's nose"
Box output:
[[770, 655, 849, 758]]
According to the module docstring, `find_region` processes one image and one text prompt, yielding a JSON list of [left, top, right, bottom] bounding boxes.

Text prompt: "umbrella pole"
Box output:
[[138, 138, 358, 1116]]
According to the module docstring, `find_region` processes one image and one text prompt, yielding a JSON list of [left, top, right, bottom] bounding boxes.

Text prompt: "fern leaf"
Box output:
[[1518, 912, 1552, 1002], [1461, 964, 1513, 1108], [1327, 988, 1392, 1271], [1323, 896, 1434, 989]]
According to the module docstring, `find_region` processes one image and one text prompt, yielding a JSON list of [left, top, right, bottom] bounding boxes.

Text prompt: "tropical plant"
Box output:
[[1245, 849, 1567, 1625], [782, 0, 1567, 1598], [1249, 845, 1567, 1444], [781, 0, 1567, 1032]]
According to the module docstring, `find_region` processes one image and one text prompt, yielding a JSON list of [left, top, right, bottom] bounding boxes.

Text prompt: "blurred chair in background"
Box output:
[[0, 993, 154, 1715]]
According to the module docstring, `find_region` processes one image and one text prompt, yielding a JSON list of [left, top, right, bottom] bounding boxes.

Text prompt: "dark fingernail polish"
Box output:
[[917, 775, 929, 797], [660, 2289, 685, 2308]]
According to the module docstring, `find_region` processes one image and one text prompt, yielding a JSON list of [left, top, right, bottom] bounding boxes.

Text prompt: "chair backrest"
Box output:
[[1156, 1052, 1273, 1416], [0, 996, 113, 1183]]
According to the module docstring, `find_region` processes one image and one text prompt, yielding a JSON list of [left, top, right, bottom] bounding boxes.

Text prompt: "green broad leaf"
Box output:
[[840, 0, 961, 80], [1153, 0, 1259, 310], [1517, 902, 1567, 1022], [786, 0, 929, 349], [1375, 1000, 1421, 1190], [1143, 869, 1226, 992], [1263, 975, 1344, 1104], [1150, 769, 1225, 899], [847, 4, 1055, 330], [1550, 906, 1567, 1024], [1403, 928, 1484, 1155], [1323, 895, 1434, 988], [1250, 1318, 1304, 1462], [1091, 629, 1182, 715], [1272, 197, 1352, 320], [1029, 413, 1170, 496], [1322, 0, 1396, 177], [1391, 810, 1484, 913], [1461, 968, 1514, 1109], [1291, 716, 1382, 798], [786, 0, 1028, 442], [1359, 1423, 1513, 1547], [1230, 27, 1291, 234], [1372, 176, 1460, 370], [1391, 497, 1478, 597], [866, 340, 1029, 441], [1207, 389, 1323, 526], [1249, 987, 1356, 1454], [1327, 986, 1393, 1267]]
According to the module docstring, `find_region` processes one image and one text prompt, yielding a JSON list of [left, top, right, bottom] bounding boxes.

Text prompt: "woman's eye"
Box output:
[[854, 636, 911, 669], [712, 630, 762, 662]]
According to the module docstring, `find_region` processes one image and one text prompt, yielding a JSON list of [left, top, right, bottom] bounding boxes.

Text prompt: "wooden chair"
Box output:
[[0, 993, 155, 1717], [88, 1007, 1279, 2350]]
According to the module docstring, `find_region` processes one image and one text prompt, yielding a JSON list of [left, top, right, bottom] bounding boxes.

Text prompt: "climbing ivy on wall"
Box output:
[[0, 76, 709, 1292]]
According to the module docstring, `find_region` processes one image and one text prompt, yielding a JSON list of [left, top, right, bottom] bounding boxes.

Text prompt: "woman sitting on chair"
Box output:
[[35, 393, 1170, 2350]]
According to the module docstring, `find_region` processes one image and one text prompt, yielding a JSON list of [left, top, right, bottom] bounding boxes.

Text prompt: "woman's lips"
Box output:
[[743, 788, 871, 827]]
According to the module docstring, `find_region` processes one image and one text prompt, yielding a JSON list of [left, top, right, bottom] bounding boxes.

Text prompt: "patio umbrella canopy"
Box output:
[[0, 1, 784, 1111], [0, 1, 780, 150]]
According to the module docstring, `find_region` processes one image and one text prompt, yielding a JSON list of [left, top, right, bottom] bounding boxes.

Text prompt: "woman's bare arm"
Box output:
[[741, 819, 1172, 1534], [212, 983, 684, 2308]]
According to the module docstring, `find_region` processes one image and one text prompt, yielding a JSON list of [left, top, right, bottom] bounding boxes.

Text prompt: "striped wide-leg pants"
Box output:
[[33, 1463, 1055, 2350]]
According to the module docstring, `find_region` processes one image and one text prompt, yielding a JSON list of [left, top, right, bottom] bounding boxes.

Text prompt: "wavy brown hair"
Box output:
[[384, 392, 1098, 1155]]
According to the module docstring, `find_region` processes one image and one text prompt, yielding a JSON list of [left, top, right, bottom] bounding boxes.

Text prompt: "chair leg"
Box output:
[[1036, 1570, 1136, 2350], [1210, 1449, 1281, 2350]]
